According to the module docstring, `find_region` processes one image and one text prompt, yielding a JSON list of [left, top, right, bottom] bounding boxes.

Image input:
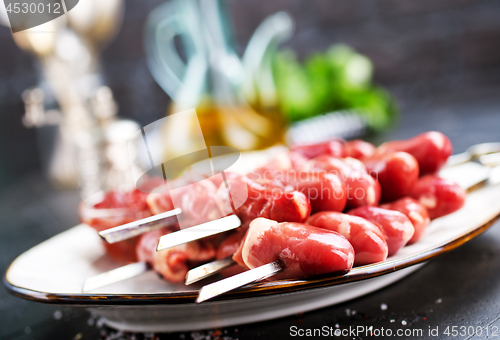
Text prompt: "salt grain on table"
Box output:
[[53, 310, 63, 320]]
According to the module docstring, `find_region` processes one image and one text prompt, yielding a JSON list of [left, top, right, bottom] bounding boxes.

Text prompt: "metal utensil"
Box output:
[[445, 142, 500, 167], [196, 261, 283, 303], [82, 262, 149, 292], [99, 208, 182, 244], [185, 256, 236, 285], [156, 215, 241, 251]]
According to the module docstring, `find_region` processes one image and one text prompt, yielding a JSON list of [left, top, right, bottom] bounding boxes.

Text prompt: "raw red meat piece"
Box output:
[[217, 175, 311, 229], [363, 152, 419, 202], [348, 206, 414, 256], [310, 155, 381, 209], [307, 211, 388, 266], [136, 228, 216, 283], [377, 131, 452, 176], [410, 175, 466, 219], [215, 230, 248, 277], [147, 177, 224, 229], [233, 218, 354, 280], [291, 139, 346, 159], [281, 170, 347, 213], [345, 140, 376, 160], [380, 197, 430, 244], [80, 176, 165, 263]]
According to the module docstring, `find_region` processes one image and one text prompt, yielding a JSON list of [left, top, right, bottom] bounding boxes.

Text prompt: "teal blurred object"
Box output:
[[144, 0, 294, 112], [273, 44, 399, 132], [143, 0, 296, 150]]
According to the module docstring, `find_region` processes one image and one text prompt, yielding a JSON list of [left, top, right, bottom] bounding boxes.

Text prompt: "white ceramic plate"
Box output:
[[5, 154, 500, 332]]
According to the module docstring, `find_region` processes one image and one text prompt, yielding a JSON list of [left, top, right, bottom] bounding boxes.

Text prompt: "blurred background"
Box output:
[[1, 0, 500, 187], [1, 0, 500, 338]]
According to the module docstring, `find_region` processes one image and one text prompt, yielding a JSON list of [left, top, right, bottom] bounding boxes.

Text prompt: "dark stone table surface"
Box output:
[[1, 98, 500, 340]]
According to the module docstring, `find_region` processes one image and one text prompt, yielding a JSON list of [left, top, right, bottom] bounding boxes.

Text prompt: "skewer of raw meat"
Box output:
[[196, 218, 355, 302], [85, 132, 468, 293], [83, 174, 311, 291], [186, 210, 390, 285]]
